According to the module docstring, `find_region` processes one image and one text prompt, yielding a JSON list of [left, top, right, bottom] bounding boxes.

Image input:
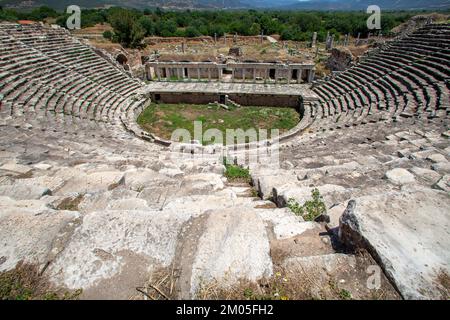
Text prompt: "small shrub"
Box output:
[[287, 188, 326, 221], [339, 289, 352, 300]]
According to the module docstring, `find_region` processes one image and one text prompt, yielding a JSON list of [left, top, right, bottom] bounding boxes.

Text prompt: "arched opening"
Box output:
[[116, 53, 128, 66]]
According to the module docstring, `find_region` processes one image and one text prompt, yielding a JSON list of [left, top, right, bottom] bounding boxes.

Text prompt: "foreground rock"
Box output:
[[181, 208, 273, 298], [48, 209, 191, 299], [339, 188, 450, 299], [0, 205, 80, 272]]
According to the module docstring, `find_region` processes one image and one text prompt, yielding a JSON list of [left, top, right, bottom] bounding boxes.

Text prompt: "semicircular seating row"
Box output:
[[308, 23, 450, 133], [0, 23, 146, 140]]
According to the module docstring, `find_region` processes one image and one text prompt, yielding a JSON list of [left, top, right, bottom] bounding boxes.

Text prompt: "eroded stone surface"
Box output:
[[385, 168, 416, 185], [339, 189, 450, 299], [189, 208, 273, 296]]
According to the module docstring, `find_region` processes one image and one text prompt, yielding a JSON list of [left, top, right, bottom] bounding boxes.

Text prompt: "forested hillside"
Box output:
[[1, 5, 447, 48]]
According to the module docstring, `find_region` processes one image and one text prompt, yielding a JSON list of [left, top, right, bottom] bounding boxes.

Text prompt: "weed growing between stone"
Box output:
[[287, 188, 327, 221]]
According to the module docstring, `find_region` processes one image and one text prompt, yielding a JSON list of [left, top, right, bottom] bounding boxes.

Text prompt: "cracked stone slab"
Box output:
[[0, 207, 80, 272], [49, 209, 192, 293], [339, 188, 450, 299], [189, 208, 273, 297]]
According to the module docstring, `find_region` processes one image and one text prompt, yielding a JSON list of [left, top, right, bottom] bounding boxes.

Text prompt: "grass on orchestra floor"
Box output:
[[137, 103, 300, 145]]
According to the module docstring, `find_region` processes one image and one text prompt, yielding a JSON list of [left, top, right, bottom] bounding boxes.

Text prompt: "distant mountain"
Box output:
[[281, 0, 450, 11], [0, 0, 246, 11], [1, 0, 449, 11]]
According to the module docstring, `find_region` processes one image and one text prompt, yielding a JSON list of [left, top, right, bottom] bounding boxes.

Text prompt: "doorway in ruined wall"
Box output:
[[269, 69, 276, 80], [291, 69, 298, 80], [302, 70, 310, 82]]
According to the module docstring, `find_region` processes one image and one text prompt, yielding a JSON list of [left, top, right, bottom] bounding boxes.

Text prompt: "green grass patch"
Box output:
[[224, 164, 251, 183], [137, 103, 300, 145], [0, 261, 82, 300], [223, 157, 251, 183]]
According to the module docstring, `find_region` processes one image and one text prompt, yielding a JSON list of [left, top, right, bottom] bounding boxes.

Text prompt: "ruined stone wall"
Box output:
[[229, 94, 299, 107], [151, 92, 300, 107]]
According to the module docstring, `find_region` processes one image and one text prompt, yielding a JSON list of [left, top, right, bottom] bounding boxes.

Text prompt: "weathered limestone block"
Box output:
[[427, 154, 447, 163], [124, 168, 169, 192], [159, 167, 184, 178], [432, 162, 450, 174], [0, 180, 51, 200], [56, 171, 125, 195], [49, 209, 191, 293], [410, 167, 441, 184], [433, 175, 450, 193], [180, 173, 225, 194], [0, 207, 80, 272], [385, 168, 416, 185], [189, 208, 273, 296], [255, 172, 298, 199], [107, 198, 150, 211], [0, 162, 32, 176], [274, 184, 348, 208], [339, 189, 450, 299]]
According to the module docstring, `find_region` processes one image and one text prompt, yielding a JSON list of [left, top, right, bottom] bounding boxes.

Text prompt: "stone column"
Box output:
[[311, 32, 317, 48], [188, 68, 191, 81], [157, 67, 161, 81], [308, 69, 315, 83], [165, 68, 170, 80], [287, 68, 291, 84], [253, 68, 256, 82], [197, 68, 201, 81], [274, 68, 278, 84], [218, 68, 223, 82], [344, 34, 349, 47], [356, 33, 361, 46], [232, 68, 235, 82], [208, 68, 211, 81], [224, 33, 227, 45], [265, 68, 269, 82], [297, 69, 302, 84], [214, 33, 217, 44]]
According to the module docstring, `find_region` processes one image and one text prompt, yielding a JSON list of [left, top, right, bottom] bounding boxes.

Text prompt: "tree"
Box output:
[[138, 16, 155, 36], [156, 19, 177, 37], [108, 8, 144, 48], [103, 30, 113, 40], [249, 23, 261, 36], [185, 26, 201, 38], [29, 6, 58, 21], [130, 22, 146, 48]]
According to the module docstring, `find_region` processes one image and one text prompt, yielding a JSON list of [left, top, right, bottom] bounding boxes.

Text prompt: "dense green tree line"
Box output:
[[0, 5, 442, 48]]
